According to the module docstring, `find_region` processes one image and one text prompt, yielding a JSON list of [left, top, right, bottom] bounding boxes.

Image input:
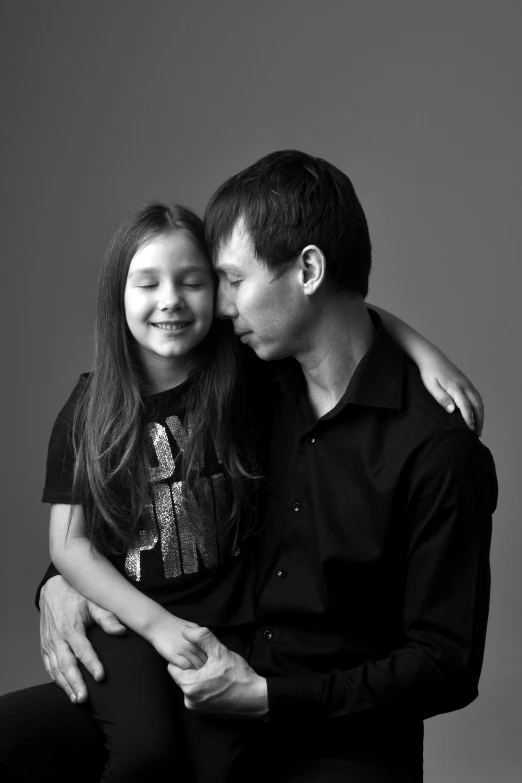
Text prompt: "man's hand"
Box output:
[[147, 613, 207, 671], [40, 575, 125, 704], [168, 626, 269, 718]]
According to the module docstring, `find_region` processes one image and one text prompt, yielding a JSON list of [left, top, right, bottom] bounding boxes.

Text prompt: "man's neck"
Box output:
[[296, 297, 375, 419]]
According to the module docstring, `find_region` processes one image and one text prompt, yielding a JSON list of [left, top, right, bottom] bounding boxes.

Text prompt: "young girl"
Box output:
[[44, 203, 261, 783], [43, 202, 482, 783]]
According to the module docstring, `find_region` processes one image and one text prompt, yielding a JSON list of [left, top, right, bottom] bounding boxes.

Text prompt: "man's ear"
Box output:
[[299, 245, 326, 295]]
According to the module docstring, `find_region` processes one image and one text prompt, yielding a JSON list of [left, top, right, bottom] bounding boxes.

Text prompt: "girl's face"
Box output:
[[124, 232, 214, 383]]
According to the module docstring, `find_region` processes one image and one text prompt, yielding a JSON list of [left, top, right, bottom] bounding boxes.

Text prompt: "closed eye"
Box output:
[[216, 270, 241, 287]]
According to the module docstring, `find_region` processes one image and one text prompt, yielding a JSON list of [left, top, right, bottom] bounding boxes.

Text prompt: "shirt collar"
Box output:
[[274, 309, 405, 415]]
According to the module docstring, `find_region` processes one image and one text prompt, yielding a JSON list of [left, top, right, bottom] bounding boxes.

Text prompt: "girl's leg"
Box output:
[[183, 627, 253, 783], [80, 626, 190, 783], [183, 711, 250, 783]]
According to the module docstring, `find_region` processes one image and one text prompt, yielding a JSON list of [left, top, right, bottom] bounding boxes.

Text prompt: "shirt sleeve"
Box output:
[[266, 428, 496, 721], [36, 375, 89, 609], [41, 375, 89, 504]]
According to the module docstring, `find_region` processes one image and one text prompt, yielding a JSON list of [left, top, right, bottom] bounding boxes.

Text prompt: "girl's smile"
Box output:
[[150, 321, 193, 331]]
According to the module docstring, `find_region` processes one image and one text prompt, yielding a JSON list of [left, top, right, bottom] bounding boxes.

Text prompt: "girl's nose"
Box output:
[[158, 286, 183, 310]]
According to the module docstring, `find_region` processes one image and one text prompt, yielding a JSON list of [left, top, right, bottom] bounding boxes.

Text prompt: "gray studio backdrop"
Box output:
[[1, 1, 520, 781]]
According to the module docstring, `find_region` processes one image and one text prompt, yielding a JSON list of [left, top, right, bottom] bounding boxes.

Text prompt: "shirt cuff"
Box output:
[[41, 488, 73, 504], [266, 674, 329, 720]]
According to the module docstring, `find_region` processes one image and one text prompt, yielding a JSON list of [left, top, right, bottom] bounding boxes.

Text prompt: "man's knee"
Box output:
[[0, 687, 46, 760], [0, 684, 105, 782]]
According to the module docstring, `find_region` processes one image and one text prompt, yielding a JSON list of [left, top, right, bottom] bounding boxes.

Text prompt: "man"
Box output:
[[162, 151, 495, 781], [1, 151, 494, 782]]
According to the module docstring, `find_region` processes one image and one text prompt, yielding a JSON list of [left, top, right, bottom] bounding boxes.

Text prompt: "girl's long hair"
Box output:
[[71, 202, 259, 554]]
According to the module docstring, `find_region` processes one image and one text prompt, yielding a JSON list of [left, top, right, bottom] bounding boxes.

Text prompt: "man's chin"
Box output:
[[250, 341, 288, 363]]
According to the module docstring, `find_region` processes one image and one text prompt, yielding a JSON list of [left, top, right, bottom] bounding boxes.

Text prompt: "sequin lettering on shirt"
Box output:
[[166, 414, 199, 469], [125, 415, 229, 582], [149, 423, 176, 481], [153, 482, 182, 579], [166, 414, 223, 467], [172, 478, 217, 573], [124, 516, 159, 582]]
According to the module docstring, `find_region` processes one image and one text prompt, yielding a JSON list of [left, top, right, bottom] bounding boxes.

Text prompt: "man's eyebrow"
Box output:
[[214, 262, 242, 274]]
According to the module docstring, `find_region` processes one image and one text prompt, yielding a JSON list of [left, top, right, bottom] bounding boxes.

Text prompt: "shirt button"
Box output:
[[292, 501, 302, 512], [263, 629, 273, 640], [277, 569, 287, 579]]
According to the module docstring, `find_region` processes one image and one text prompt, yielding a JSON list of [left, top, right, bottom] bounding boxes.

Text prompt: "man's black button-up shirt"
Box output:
[[250, 313, 496, 723]]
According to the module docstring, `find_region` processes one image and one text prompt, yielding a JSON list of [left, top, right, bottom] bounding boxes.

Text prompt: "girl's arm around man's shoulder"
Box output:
[[368, 304, 484, 434]]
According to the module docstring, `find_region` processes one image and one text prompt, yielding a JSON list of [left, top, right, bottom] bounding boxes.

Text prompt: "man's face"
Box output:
[[215, 222, 306, 361]]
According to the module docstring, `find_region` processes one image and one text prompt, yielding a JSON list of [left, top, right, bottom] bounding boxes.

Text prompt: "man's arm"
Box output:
[[265, 429, 495, 721], [170, 429, 496, 721]]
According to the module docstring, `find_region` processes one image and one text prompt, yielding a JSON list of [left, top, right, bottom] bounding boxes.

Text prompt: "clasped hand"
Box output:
[[148, 613, 207, 670], [168, 626, 269, 718], [40, 576, 268, 717]]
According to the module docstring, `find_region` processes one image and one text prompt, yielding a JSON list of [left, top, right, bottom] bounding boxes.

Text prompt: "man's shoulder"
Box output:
[[401, 356, 465, 431], [399, 357, 493, 470]]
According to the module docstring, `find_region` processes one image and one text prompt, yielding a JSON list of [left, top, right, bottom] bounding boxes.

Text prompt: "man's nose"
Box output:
[[216, 281, 237, 319]]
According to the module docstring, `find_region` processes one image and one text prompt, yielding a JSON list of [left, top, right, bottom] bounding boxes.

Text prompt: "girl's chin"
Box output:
[[139, 343, 199, 362], [155, 347, 196, 359]]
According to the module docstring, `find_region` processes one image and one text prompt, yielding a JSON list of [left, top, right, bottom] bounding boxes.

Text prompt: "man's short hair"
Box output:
[[205, 149, 372, 297]]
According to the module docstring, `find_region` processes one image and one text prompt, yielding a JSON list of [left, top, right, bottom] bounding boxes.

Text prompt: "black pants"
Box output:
[[82, 625, 249, 782], [0, 647, 423, 783], [0, 626, 250, 783], [249, 713, 424, 782]]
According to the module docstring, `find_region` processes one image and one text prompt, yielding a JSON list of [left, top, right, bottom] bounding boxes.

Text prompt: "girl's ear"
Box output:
[[299, 245, 326, 295]]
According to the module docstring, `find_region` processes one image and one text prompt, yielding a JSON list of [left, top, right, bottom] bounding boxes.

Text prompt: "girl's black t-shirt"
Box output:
[[42, 374, 257, 628]]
